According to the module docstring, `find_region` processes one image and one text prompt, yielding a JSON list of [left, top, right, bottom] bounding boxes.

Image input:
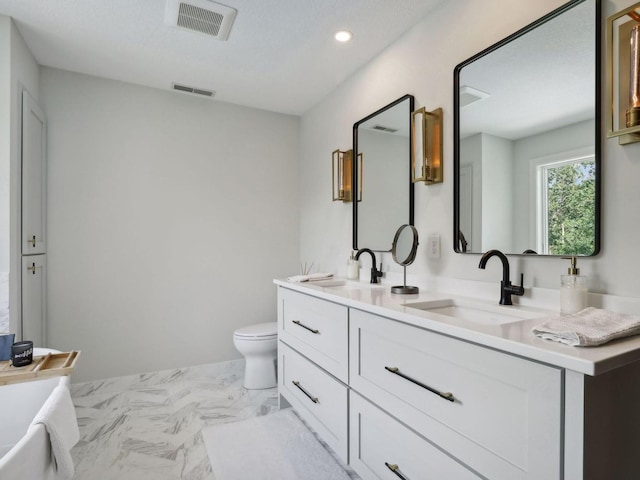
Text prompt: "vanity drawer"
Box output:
[[349, 309, 562, 480], [278, 287, 348, 382], [350, 392, 480, 480], [278, 341, 348, 462]]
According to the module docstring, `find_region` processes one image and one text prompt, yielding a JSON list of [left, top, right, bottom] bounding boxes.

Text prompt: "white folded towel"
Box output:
[[287, 272, 334, 283], [532, 307, 640, 347], [32, 384, 80, 480]]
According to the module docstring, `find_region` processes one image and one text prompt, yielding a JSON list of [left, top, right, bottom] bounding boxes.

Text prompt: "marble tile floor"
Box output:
[[70, 360, 279, 480], [70, 360, 359, 480]]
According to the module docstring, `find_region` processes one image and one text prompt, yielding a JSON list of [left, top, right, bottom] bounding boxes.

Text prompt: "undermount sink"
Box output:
[[404, 298, 542, 325]]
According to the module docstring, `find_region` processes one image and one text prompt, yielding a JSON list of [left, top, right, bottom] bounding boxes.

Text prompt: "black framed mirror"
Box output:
[[453, 0, 600, 256], [353, 94, 415, 251]]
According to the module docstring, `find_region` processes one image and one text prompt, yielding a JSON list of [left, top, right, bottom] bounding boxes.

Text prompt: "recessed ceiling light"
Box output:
[[334, 30, 353, 42]]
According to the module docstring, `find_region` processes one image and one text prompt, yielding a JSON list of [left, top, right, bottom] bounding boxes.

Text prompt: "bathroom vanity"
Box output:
[[275, 279, 640, 480]]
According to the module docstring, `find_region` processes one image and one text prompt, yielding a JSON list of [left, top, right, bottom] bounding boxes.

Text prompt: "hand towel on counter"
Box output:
[[532, 307, 640, 346], [286, 272, 334, 283], [31, 384, 80, 480]]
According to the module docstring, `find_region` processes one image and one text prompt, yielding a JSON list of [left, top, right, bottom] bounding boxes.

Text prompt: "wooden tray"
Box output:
[[0, 351, 80, 386]]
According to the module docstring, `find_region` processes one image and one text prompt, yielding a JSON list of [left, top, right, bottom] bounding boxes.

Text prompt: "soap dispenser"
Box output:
[[347, 251, 359, 280], [560, 256, 588, 315]]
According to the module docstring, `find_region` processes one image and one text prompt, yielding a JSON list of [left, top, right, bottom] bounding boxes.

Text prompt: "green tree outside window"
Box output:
[[546, 161, 595, 255]]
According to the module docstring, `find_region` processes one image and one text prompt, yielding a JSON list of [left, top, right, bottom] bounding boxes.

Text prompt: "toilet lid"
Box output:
[[234, 322, 278, 339]]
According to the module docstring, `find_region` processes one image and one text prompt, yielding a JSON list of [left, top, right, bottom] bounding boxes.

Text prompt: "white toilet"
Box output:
[[233, 322, 278, 389]]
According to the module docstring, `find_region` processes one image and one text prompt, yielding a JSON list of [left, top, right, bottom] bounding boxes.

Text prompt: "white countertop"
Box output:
[[274, 278, 640, 376]]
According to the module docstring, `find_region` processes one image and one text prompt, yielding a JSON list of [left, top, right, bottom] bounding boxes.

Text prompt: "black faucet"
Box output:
[[478, 249, 525, 305], [355, 248, 383, 284]]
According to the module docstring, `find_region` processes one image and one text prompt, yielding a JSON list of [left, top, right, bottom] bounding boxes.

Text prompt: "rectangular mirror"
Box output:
[[454, 0, 600, 256], [353, 94, 414, 251]]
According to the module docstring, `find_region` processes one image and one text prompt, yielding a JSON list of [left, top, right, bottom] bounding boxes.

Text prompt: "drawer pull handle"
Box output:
[[292, 380, 319, 403], [292, 320, 320, 334], [385, 462, 409, 479], [384, 366, 455, 402]]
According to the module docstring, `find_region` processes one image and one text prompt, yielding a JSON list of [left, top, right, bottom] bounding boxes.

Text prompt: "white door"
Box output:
[[21, 91, 47, 255], [21, 255, 46, 346]]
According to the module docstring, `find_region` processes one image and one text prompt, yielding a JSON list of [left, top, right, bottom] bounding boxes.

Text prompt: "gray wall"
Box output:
[[41, 68, 300, 381]]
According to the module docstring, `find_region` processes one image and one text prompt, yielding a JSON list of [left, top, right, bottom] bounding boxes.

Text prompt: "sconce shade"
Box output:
[[332, 149, 352, 202], [412, 107, 443, 184], [332, 150, 362, 202], [607, 2, 640, 144]]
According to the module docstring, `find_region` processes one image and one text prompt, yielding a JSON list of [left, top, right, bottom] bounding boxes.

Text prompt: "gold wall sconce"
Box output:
[[607, 3, 640, 145], [411, 107, 443, 184], [332, 149, 363, 202]]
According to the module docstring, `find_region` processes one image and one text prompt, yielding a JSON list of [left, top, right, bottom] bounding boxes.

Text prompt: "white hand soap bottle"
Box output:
[[347, 251, 359, 280], [560, 256, 588, 315]]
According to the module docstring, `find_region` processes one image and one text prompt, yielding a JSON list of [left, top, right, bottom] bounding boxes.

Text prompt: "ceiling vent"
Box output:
[[372, 125, 398, 133], [166, 0, 237, 41], [171, 83, 215, 98], [459, 85, 490, 107]]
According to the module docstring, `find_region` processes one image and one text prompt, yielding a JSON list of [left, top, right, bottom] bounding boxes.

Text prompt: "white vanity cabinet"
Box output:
[[278, 342, 349, 461], [277, 287, 348, 382], [277, 287, 349, 462], [349, 309, 562, 480], [275, 282, 640, 480], [349, 392, 481, 480]]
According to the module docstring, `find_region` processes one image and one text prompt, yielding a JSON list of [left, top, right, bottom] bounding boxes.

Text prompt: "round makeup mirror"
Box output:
[[391, 224, 419, 294]]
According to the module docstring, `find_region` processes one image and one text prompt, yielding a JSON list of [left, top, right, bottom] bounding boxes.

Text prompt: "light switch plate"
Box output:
[[428, 234, 441, 259]]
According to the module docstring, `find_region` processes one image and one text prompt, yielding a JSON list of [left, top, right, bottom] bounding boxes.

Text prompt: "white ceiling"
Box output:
[[0, 0, 445, 115], [459, 0, 595, 140]]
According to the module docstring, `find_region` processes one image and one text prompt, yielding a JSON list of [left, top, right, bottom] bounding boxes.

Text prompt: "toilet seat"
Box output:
[[233, 322, 277, 340]]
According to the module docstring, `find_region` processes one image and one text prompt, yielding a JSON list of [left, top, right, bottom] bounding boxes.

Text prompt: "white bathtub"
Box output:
[[0, 350, 76, 480]]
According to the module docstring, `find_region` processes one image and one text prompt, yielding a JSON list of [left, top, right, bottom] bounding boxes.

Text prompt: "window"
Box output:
[[537, 155, 595, 255]]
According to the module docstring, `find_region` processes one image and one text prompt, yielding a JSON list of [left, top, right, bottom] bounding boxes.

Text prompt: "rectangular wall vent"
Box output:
[[171, 83, 215, 98], [166, 0, 237, 41]]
